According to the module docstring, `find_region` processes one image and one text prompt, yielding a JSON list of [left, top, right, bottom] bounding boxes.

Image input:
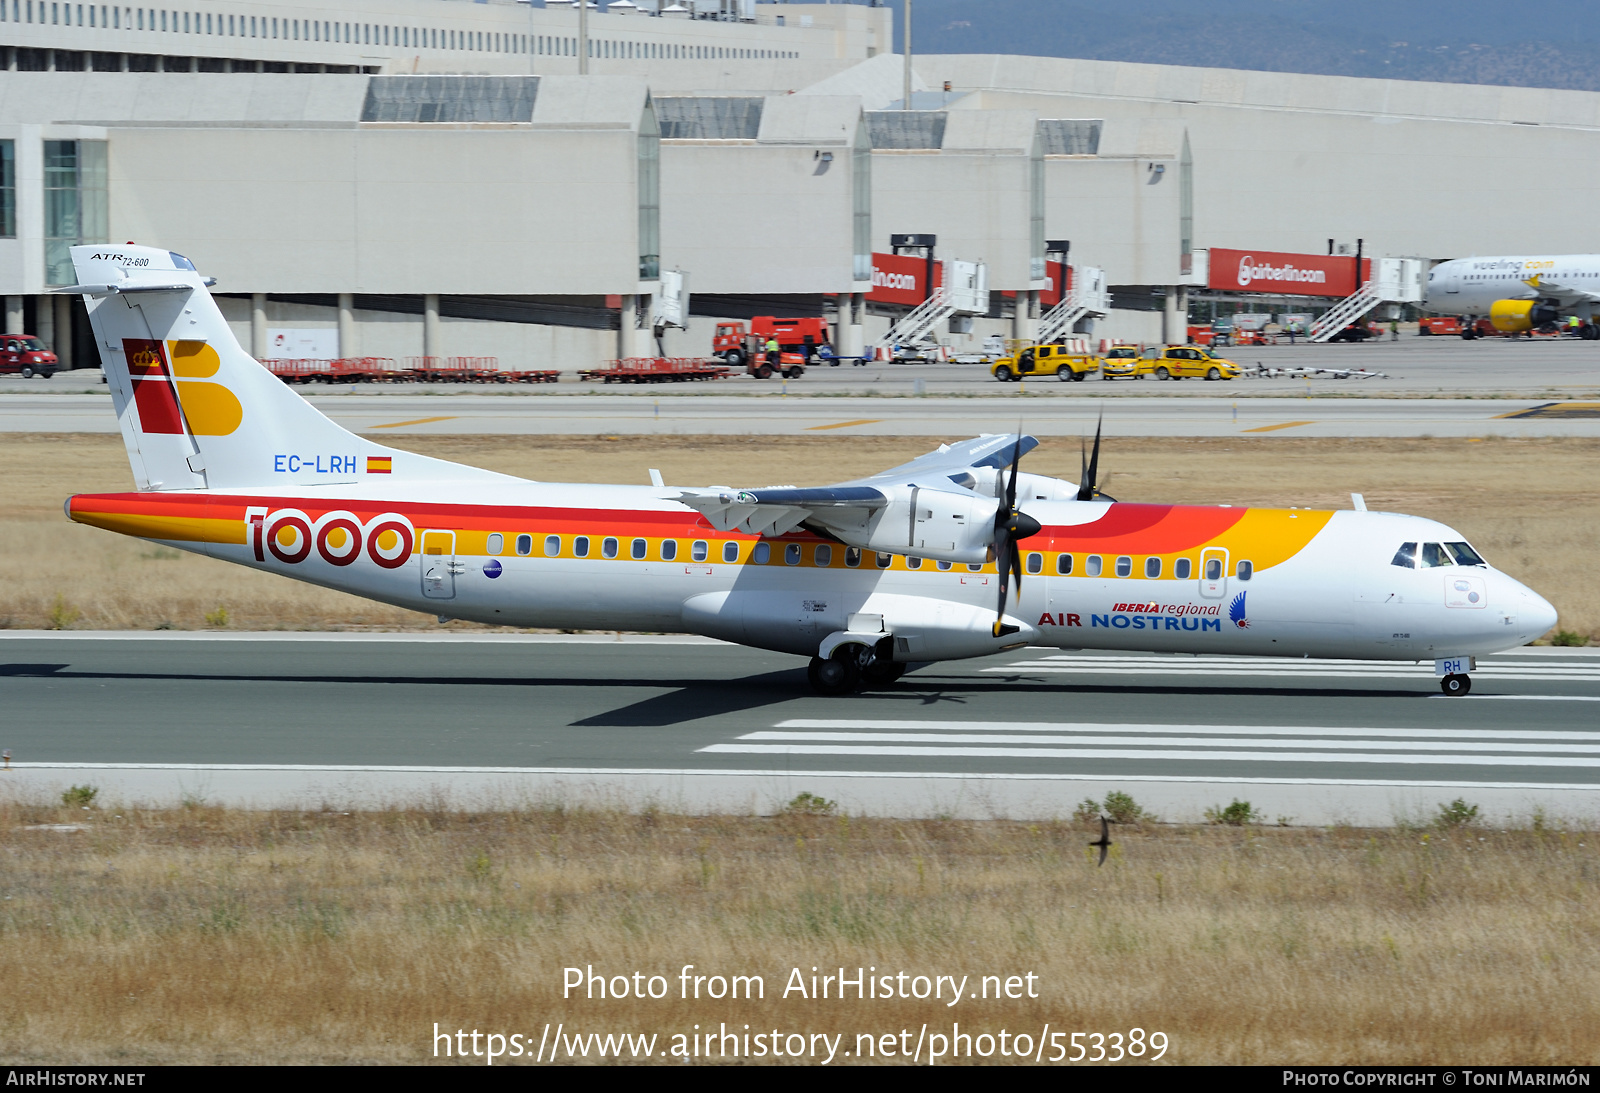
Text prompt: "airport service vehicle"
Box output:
[[990, 343, 1100, 382], [0, 334, 59, 378], [1099, 346, 1151, 380], [713, 316, 830, 376], [57, 245, 1557, 697], [1418, 317, 1498, 338], [1326, 321, 1381, 343], [1423, 253, 1600, 338], [1139, 345, 1240, 381]]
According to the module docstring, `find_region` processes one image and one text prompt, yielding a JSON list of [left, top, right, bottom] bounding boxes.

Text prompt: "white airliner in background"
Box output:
[[1424, 254, 1600, 338], [57, 244, 1558, 697]]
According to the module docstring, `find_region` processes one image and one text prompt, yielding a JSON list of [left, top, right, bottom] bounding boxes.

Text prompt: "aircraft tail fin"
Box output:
[[63, 244, 504, 492]]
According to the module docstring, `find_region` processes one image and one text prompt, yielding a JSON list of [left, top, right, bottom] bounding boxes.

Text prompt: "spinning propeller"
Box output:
[[991, 436, 1042, 638]]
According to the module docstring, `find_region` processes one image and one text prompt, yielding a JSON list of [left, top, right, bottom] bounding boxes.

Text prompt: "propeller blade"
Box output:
[[991, 433, 1029, 639], [1076, 413, 1108, 502]]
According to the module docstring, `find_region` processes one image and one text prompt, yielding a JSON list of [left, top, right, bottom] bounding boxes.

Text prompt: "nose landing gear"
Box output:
[[1440, 673, 1472, 696]]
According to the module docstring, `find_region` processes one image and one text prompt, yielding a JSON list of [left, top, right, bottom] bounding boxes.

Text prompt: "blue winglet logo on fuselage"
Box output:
[[1229, 591, 1249, 628]]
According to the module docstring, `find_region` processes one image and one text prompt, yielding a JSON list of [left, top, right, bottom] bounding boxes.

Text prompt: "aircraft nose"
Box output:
[[1522, 588, 1559, 639]]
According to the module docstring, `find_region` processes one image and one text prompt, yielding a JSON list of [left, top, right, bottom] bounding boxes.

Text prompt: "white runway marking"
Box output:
[[990, 654, 1600, 684], [702, 718, 1600, 770]]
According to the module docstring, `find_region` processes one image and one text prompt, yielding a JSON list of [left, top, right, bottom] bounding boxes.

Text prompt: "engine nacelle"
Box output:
[[1489, 299, 1560, 333], [812, 485, 998, 565]]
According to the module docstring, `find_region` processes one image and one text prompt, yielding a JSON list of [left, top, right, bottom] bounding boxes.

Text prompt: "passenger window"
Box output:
[[661, 539, 678, 561], [1145, 557, 1161, 578], [515, 533, 533, 556], [752, 542, 770, 564], [574, 536, 590, 558], [1086, 555, 1103, 577], [1446, 541, 1486, 567], [1115, 555, 1132, 577], [815, 545, 832, 567], [691, 540, 707, 562], [1174, 558, 1191, 579], [1056, 553, 1073, 575], [722, 541, 739, 563], [1420, 542, 1451, 568], [602, 537, 619, 559], [1237, 560, 1253, 581], [1026, 552, 1042, 574], [845, 547, 861, 568], [876, 552, 893, 569], [486, 532, 504, 555], [631, 538, 647, 560], [542, 535, 559, 557], [907, 556, 922, 569], [786, 543, 801, 566], [1205, 558, 1222, 581], [935, 559, 952, 571], [967, 562, 984, 572], [1390, 542, 1417, 569]]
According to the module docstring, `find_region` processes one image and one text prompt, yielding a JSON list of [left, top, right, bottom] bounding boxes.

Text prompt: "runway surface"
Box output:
[[4, 634, 1600, 823], [4, 391, 1599, 439]]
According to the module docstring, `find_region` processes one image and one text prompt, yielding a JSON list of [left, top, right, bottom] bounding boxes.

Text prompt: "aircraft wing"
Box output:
[[1523, 275, 1600, 307], [674, 433, 1035, 543], [857, 433, 1038, 488]]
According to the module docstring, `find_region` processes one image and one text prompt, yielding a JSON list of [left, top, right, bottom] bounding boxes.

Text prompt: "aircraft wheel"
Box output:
[[1440, 673, 1472, 697], [859, 660, 905, 687], [808, 654, 860, 696]]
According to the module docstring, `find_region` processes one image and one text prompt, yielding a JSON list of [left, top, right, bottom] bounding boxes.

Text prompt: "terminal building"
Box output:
[[3, 0, 1598, 369]]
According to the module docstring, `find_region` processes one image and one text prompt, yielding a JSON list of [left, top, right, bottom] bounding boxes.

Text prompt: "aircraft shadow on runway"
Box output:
[[0, 662, 1438, 730]]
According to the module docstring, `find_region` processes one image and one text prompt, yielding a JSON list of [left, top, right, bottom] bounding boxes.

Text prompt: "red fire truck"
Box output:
[[712, 316, 835, 378]]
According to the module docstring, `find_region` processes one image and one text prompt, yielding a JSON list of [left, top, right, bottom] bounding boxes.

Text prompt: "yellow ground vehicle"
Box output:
[[1099, 345, 1152, 380], [990, 342, 1100, 382], [1139, 345, 1241, 381]]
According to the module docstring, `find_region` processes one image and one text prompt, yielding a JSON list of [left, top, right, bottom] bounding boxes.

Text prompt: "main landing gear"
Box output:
[[1440, 673, 1472, 696], [808, 642, 905, 696]]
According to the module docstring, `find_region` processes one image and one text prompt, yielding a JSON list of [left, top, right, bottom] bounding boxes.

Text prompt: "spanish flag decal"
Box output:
[[366, 456, 392, 474]]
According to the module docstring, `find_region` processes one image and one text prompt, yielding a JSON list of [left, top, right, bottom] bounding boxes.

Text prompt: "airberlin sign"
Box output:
[[867, 252, 944, 307], [248, 506, 414, 568], [1208, 249, 1371, 298]]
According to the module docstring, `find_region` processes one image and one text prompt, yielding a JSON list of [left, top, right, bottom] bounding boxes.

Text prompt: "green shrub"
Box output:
[[1205, 799, 1258, 826], [1551, 630, 1590, 647], [784, 792, 836, 816], [61, 784, 98, 808], [1436, 798, 1480, 828], [1074, 791, 1152, 825]]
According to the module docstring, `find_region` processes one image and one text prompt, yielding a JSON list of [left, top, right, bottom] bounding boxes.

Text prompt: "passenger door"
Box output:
[[420, 529, 459, 600], [1199, 547, 1228, 599]]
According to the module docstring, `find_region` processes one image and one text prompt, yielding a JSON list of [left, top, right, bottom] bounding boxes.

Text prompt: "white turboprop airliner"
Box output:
[[59, 245, 1557, 696], [1424, 254, 1600, 337]]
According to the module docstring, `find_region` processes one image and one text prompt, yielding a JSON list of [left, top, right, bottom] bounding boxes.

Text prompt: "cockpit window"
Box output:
[[1390, 542, 1417, 569], [1421, 542, 1457, 568], [1445, 541, 1486, 567]]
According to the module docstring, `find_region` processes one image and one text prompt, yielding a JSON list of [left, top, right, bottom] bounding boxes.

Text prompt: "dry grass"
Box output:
[[3, 432, 1596, 638], [1, 798, 1597, 1065]]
